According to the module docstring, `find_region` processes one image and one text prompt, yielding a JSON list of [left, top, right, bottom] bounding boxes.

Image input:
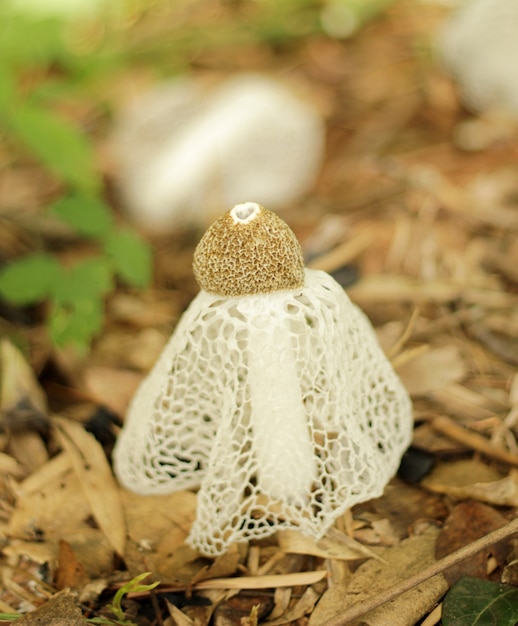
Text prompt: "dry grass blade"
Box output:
[[143, 570, 328, 593], [194, 570, 327, 590]]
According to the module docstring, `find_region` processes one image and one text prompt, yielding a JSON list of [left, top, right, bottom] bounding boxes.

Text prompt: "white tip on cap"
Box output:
[[230, 202, 262, 225]]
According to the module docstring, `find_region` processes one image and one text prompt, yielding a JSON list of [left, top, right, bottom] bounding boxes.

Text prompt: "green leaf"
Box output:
[[49, 296, 104, 351], [0, 253, 62, 305], [0, 64, 16, 114], [52, 258, 113, 305], [442, 577, 518, 626], [50, 194, 113, 238], [104, 229, 152, 289], [8, 103, 99, 191], [0, 14, 67, 67]]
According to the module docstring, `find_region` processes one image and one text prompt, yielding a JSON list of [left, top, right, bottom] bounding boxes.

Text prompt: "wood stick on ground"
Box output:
[[321, 516, 518, 626], [431, 415, 518, 467]]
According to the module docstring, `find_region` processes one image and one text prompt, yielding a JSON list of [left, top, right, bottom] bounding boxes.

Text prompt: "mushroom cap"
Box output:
[[193, 202, 305, 297]]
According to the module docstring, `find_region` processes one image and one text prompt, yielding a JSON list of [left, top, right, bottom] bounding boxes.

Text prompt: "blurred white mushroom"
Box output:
[[113, 202, 413, 556], [438, 0, 518, 116], [110, 75, 325, 233]]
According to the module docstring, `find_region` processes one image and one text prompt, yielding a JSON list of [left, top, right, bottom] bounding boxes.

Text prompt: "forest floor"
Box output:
[[1, 1, 518, 625]]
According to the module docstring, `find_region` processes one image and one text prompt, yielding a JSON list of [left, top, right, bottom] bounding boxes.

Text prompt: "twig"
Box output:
[[321, 516, 518, 626], [431, 415, 518, 467]]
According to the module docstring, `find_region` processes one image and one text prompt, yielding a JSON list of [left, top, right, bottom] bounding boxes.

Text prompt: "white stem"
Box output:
[[246, 313, 316, 504]]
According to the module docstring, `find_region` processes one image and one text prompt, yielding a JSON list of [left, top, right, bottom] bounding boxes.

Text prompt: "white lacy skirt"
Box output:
[[113, 269, 413, 556]]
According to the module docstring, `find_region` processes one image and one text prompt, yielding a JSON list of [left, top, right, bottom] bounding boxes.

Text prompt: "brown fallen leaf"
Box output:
[[82, 366, 142, 416], [7, 430, 48, 474], [396, 344, 467, 396], [213, 592, 274, 626], [54, 540, 89, 590], [121, 488, 197, 547], [431, 415, 518, 466], [423, 460, 518, 507], [422, 458, 502, 488], [191, 544, 244, 585], [192, 571, 328, 591], [61, 528, 114, 579], [14, 589, 85, 626], [310, 526, 447, 626], [435, 501, 509, 586], [181, 589, 227, 626], [167, 599, 196, 626], [53, 416, 126, 556], [266, 586, 320, 626], [363, 480, 448, 541], [121, 488, 197, 580], [277, 527, 379, 560], [9, 466, 92, 539], [0, 339, 48, 432]]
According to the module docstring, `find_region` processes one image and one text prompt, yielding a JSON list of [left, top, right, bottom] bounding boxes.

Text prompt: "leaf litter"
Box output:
[[1, 1, 518, 625]]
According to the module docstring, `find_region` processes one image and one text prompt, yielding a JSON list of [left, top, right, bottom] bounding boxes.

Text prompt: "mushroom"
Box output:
[[113, 202, 413, 556], [110, 74, 325, 232], [438, 0, 518, 116]]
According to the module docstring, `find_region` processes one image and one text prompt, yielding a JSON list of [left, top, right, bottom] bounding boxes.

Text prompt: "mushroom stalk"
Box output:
[[245, 308, 316, 504]]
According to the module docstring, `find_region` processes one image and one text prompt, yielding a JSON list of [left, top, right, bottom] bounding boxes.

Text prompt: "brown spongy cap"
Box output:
[[193, 202, 305, 297]]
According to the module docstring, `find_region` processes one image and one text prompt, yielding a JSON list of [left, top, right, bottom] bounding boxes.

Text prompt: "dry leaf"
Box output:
[[422, 459, 502, 489], [396, 345, 467, 396], [83, 366, 142, 415], [54, 540, 89, 590], [309, 576, 358, 626], [429, 471, 518, 507], [310, 526, 447, 626], [182, 589, 227, 626], [17, 452, 73, 494], [277, 528, 379, 560], [268, 588, 292, 621], [2, 539, 56, 565], [435, 501, 509, 586], [7, 430, 48, 473], [0, 339, 48, 431], [9, 467, 92, 539], [121, 488, 197, 580], [361, 480, 448, 541], [121, 488, 197, 546], [0, 451, 24, 477], [213, 592, 274, 626], [430, 384, 498, 421], [194, 571, 327, 591], [62, 528, 115, 578], [54, 416, 126, 555], [353, 518, 400, 547], [265, 586, 320, 626], [192, 544, 244, 585], [421, 459, 518, 507], [167, 600, 195, 626], [154, 542, 202, 585], [14, 589, 84, 626]]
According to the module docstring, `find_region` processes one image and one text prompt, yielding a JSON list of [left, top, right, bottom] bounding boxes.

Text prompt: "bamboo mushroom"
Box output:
[[439, 0, 518, 115], [113, 202, 413, 556]]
